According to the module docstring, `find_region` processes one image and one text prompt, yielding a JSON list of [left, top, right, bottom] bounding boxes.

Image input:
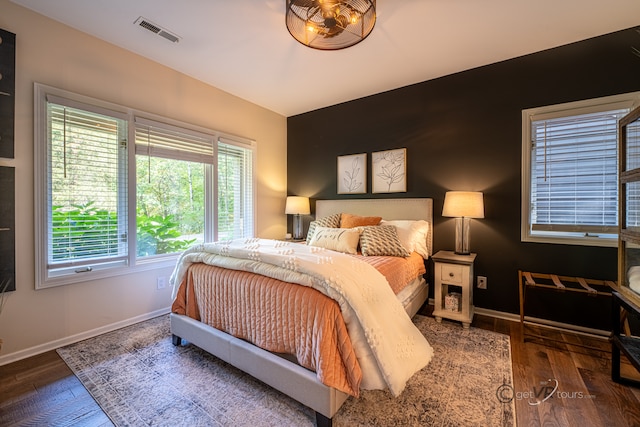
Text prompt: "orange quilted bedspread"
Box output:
[[353, 251, 426, 294], [172, 263, 362, 396], [171, 252, 426, 396]]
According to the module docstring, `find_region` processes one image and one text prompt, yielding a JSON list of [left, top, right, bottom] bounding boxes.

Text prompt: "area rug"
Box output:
[[57, 314, 515, 426]]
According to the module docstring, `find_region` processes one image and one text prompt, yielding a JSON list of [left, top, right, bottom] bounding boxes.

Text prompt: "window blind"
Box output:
[[47, 102, 128, 268], [36, 84, 258, 288], [217, 138, 254, 239], [134, 117, 215, 164], [530, 108, 627, 233]]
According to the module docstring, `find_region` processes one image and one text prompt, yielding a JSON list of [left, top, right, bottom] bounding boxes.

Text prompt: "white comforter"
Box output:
[[170, 238, 433, 396]]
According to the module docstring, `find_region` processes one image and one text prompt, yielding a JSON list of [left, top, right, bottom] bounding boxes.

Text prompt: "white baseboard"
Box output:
[[474, 306, 610, 338], [428, 298, 610, 339], [2, 302, 611, 367], [0, 307, 171, 367], [472, 306, 520, 322]]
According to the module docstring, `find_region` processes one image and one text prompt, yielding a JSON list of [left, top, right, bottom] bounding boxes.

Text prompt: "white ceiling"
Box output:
[[11, 0, 640, 117]]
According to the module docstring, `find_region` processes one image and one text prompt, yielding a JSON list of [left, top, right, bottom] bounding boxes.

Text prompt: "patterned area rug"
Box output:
[[57, 314, 515, 426]]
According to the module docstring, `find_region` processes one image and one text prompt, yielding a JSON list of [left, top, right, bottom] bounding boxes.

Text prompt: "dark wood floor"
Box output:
[[476, 315, 640, 427], [1, 311, 640, 426]]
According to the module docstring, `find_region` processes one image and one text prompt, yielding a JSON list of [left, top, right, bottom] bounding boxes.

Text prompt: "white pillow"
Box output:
[[380, 219, 430, 258], [308, 226, 361, 254], [306, 213, 342, 244], [628, 266, 640, 292]]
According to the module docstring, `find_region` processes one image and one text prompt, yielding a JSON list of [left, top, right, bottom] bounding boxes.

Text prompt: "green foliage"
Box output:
[[51, 202, 195, 260], [136, 212, 195, 257], [51, 202, 120, 260], [136, 156, 205, 236]]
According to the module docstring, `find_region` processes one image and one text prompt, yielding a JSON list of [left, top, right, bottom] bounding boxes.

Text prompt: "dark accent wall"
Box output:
[[0, 28, 15, 159], [0, 166, 15, 292], [287, 26, 640, 330]]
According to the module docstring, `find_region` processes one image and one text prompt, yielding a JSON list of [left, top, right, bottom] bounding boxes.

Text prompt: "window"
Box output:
[[217, 138, 254, 240], [38, 95, 129, 283], [35, 84, 255, 288], [134, 120, 255, 258], [134, 118, 212, 258], [522, 92, 640, 246]]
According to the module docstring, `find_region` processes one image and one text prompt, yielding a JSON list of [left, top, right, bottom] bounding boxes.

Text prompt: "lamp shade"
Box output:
[[442, 191, 484, 219], [285, 196, 310, 215]]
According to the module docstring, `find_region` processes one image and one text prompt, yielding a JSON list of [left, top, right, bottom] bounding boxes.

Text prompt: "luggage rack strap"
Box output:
[[518, 270, 616, 349]]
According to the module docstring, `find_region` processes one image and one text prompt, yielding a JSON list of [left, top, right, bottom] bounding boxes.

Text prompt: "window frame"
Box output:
[[521, 92, 640, 247], [217, 137, 255, 240], [45, 96, 130, 277], [34, 83, 256, 289], [133, 116, 215, 261]]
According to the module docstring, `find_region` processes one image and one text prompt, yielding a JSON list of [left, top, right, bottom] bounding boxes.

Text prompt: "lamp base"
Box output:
[[292, 214, 304, 240], [454, 217, 471, 255]]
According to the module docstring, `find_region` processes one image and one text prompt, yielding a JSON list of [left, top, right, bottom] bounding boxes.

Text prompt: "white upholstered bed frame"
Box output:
[[170, 198, 433, 426]]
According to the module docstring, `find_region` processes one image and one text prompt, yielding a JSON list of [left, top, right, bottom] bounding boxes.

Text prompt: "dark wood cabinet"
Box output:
[[612, 291, 640, 386], [613, 104, 640, 385]]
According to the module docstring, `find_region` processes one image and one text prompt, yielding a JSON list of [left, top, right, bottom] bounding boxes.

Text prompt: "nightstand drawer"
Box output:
[[439, 263, 463, 284], [432, 251, 476, 329]]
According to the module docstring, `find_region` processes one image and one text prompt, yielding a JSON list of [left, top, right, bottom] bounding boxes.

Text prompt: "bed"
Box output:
[[169, 198, 433, 426]]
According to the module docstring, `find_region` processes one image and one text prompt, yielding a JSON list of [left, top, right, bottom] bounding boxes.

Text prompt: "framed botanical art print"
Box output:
[[337, 153, 366, 194], [372, 148, 406, 193]]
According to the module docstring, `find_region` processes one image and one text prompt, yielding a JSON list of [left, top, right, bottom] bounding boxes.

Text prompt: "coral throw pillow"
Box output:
[[340, 213, 382, 228]]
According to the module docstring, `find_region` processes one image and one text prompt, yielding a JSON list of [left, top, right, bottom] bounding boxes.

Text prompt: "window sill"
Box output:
[[522, 234, 617, 248], [37, 255, 179, 290]]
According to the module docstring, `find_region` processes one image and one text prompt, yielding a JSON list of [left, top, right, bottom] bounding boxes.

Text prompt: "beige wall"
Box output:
[[0, 1, 287, 364]]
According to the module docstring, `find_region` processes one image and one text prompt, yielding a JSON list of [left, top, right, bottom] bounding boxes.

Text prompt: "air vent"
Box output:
[[134, 16, 180, 43]]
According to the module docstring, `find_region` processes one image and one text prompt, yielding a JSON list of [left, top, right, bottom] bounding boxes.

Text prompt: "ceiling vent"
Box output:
[[134, 16, 180, 43]]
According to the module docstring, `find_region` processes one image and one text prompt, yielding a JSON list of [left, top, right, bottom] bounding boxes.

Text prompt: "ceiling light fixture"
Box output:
[[286, 0, 376, 50]]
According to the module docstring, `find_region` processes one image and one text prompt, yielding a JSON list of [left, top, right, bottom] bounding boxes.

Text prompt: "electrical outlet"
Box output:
[[156, 276, 166, 290], [477, 276, 487, 289]]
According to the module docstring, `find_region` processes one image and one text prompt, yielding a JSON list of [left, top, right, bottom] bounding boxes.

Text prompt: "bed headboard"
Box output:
[[315, 198, 433, 257]]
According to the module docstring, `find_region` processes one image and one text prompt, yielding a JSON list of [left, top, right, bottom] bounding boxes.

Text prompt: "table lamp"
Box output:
[[442, 191, 484, 255], [285, 196, 310, 240]]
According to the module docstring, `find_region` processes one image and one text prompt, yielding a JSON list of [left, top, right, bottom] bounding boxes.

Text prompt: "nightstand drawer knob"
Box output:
[[440, 264, 464, 284]]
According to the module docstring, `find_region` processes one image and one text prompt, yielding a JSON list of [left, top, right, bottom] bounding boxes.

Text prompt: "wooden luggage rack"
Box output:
[[518, 270, 616, 352]]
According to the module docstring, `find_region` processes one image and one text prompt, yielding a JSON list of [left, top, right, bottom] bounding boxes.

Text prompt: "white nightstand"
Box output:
[[432, 250, 476, 328]]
